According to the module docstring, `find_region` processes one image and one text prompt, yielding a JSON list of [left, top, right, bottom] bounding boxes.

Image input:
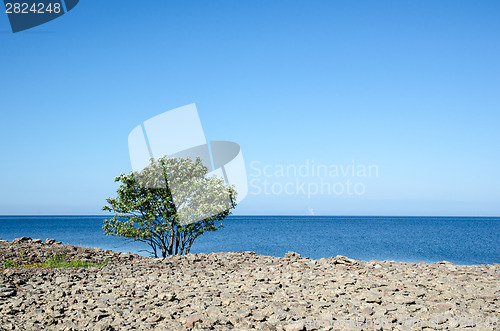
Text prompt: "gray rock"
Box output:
[[0, 288, 16, 297], [55, 276, 69, 284], [186, 315, 201, 329], [13, 236, 31, 243], [284, 321, 306, 331]]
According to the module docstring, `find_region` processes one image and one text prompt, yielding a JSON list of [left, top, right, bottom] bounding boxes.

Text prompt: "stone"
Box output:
[[332, 255, 354, 264], [284, 321, 306, 331], [158, 292, 175, 301], [13, 237, 31, 243], [393, 295, 416, 305], [55, 276, 69, 284], [284, 251, 301, 261], [185, 315, 201, 329], [435, 302, 452, 311], [0, 288, 16, 297], [260, 323, 277, 331], [365, 293, 382, 303], [99, 294, 116, 303], [361, 306, 375, 315]]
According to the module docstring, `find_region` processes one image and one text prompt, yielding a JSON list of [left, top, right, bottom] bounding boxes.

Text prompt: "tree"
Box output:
[[102, 155, 236, 258]]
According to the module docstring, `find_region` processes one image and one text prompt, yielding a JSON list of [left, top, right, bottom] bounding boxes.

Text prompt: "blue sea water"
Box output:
[[0, 215, 498, 265]]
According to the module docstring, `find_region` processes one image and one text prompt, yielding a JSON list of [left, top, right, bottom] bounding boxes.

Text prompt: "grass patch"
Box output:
[[2, 252, 109, 268], [3, 259, 19, 268]]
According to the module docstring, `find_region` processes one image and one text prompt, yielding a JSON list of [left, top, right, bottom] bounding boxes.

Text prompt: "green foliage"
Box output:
[[3, 259, 19, 268], [43, 252, 66, 267], [102, 156, 236, 257], [2, 253, 108, 268], [43, 254, 108, 268]]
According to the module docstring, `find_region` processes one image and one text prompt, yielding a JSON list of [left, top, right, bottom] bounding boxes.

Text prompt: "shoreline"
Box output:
[[1, 215, 499, 266], [1, 238, 499, 330], [1, 236, 497, 267], [0, 236, 498, 267]]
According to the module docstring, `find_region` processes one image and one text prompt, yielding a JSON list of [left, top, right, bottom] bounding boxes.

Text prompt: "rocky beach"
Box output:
[[0, 238, 498, 330]]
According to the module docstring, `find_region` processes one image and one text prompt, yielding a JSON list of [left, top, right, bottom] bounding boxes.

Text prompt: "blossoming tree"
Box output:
[[103, 156, 236, 257]]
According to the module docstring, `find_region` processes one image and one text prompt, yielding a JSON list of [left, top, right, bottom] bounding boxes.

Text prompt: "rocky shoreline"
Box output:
[[0, 238, 498, 330]]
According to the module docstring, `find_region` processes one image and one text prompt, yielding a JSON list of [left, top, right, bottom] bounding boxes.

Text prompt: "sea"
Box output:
[[0, 215, 498, 265]]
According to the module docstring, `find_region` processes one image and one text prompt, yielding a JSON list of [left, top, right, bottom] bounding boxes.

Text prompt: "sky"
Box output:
[[0, 0, 499, 216]]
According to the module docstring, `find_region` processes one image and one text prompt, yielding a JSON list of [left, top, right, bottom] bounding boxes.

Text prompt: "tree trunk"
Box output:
[[174, 230, 180, 255], [186, 239, 195, 254], [180, 241, 185, 255], [150, 242, 158, 258], [168, 228, 174, 255]]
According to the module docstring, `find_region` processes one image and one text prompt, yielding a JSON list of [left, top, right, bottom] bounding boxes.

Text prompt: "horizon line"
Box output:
[[0, 214, 499, 218]]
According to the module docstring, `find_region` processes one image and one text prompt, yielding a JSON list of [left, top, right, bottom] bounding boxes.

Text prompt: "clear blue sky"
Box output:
[[1, 1, 499, 216]]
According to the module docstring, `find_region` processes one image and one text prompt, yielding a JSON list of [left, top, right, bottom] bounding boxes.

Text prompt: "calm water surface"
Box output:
[[0, 215, 498, 265]]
